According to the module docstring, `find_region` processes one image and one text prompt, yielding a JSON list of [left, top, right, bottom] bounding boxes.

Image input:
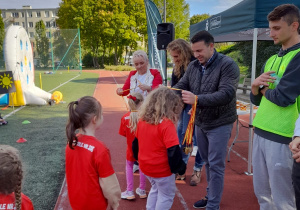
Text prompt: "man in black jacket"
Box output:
[[173, 31, 240, 210]]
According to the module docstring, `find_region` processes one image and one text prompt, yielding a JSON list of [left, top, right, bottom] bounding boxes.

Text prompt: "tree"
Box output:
[[35, 20, 49, 67], [190, 14, 210, 25], [152, 0, 190, 40], [57, 0, 147, 67], [0, 10, 5, 68], [236, 41, 281, 77]]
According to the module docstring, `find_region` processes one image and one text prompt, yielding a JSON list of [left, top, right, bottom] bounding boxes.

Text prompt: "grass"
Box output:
[[0, 70, 99, 210]]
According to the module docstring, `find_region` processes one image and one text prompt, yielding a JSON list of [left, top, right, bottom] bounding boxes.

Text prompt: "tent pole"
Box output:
[[245, 28, 258, 176]]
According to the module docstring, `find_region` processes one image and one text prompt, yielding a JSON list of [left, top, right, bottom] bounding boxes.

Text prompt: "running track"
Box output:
[[55, 70, 259, 210]]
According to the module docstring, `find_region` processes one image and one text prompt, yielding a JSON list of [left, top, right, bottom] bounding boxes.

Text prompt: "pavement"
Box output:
[[236, 88, 251, 103], [54, 70, 259, 210]]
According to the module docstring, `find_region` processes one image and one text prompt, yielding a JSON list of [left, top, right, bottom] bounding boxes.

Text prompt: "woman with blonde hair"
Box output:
[[133, 86, 186, 209], [167, 39, 205, 186], [116, 50, 162, 98]]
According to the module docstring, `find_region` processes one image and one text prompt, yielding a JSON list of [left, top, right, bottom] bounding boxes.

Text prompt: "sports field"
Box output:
[[0, 69, 99, 209]]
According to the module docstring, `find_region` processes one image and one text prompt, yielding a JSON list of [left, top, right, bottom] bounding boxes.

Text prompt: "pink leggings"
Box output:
[[126, 160, 146, 191]]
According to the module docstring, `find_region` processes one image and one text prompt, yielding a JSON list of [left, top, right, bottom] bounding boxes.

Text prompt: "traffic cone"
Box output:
[[16, 138, 27, 143]]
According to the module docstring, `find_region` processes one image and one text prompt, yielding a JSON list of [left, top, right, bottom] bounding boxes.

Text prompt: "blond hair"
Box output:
[[0, 145, 23, 210], [127, 92, 144, 132], [139, 86, 183, 124], [167, 39, 193, 78]]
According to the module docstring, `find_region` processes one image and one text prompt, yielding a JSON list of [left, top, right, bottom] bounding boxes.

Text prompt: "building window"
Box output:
[[30, 32, 34, 38], [13, 22, 19, 26], [21, 12, 25, 18], [12, 12, 19, 18], [46, 21, 51, 28], [29, 22, 34, 28], [22, 22, 25, 27], [45, 11, 49, 18], [46, 32, 51, 38], [52, 22, 56, 27], [52, 11, 57, 17], [27, 12, 32, 18], [36, 11, 41, 17]]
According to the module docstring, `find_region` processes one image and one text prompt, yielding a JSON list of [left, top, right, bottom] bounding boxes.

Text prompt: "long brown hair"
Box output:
[[167, 39, 193, 78], [0, 145, 23, 210], [127, 92, 144, 132], [139, 86, 183, 124], [66, 96, 102, 149]]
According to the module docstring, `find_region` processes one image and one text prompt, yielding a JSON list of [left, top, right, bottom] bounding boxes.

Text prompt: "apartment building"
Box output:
[[1, 5, 58, 38], [1, 6, 59, 65]]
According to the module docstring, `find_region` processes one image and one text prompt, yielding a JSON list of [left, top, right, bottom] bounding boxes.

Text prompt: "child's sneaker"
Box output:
[[121, 190, 135, 200], [136, 188, 147, 199]]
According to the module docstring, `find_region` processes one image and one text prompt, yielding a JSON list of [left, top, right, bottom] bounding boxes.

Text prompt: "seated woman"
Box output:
[[116, 50, 162, 98]]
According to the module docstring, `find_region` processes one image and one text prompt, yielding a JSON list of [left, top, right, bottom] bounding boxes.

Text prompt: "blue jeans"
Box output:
[[195, 123, 233, 210], [177, 105, 204, 171]]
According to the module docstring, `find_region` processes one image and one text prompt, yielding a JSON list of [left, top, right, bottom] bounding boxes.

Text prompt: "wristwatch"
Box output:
[[259, 85, 265, 90]]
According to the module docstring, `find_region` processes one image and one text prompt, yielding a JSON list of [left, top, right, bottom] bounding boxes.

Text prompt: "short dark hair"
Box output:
[[268, 4, 300, 34], [191, 30, 214, 45]]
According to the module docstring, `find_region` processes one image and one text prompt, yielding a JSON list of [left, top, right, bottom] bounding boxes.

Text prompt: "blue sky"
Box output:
[[186, 0, 243, 16], [0, 0, 243, 17]]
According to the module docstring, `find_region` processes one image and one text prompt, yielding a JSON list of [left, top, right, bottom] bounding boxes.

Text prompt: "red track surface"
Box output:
[[54, 70, 259, 210]]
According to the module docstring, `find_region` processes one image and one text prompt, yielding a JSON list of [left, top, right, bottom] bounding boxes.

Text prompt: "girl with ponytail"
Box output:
[[65, 96, 121, 210]]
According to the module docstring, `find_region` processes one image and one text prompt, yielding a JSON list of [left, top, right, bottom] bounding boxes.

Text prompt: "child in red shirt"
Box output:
[[0, 145, 34, 210], [119, 93, 147, 200], [133, 86, 186, 210], [65, 96, 121, 210]]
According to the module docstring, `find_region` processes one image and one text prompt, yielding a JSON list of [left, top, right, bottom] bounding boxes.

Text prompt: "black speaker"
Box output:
[[157, 23, 174, 50]]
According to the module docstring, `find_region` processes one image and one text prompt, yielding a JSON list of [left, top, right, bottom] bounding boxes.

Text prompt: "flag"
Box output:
[[144, 0, 166, 81]]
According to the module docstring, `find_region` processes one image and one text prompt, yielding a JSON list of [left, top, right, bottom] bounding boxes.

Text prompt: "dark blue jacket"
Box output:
[[174, 50, 240, 129]]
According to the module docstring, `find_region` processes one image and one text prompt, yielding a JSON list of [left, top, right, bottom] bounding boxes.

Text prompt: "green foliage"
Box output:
[[104, 65, 135, 71], [152, 0, 190, 40], [57, 0, 147, 67], [236, 41, 281, 77], [190, 14, 210, 25], [35, 20, 50, 67], [82, 52, 94, 67], [52, 29, 79, 67]]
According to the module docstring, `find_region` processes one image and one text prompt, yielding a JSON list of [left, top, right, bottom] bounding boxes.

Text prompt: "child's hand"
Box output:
[[182, 90, 196, 105], [289, 137, 300, 154], [116, 88, 123, 95]]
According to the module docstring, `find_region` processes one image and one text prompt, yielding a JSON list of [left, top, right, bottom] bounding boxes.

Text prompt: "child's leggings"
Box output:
[[126, 160, 146, 191]]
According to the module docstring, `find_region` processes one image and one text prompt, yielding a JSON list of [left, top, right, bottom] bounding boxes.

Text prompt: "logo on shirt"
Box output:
[[77, 141, 95, 152], [0, 203, 15, 209]]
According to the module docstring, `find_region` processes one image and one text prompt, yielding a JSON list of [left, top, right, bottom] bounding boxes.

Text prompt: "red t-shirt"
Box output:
[[136, 119, 179, 178], [119, 112, 136, 161], [65, 134, 115, 210], [0, 193, 34, 210]]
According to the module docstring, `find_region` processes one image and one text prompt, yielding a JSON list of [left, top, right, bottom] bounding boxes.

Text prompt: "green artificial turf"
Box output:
[[0, 70, 99, 210]]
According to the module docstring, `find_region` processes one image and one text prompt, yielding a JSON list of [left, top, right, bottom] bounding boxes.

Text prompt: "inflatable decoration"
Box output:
[[51, 91, 63, 104], [4, 25, 52, 106]]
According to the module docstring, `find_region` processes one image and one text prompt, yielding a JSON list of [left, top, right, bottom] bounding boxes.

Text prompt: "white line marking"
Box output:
[[110, 71, 129, 110], [227, 146, 248, 163], [3, 74, 81, 119], [176, 187, 189, 210]]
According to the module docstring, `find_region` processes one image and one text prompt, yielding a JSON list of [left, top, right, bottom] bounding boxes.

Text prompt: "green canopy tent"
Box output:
[[190, 0, 300, 174]]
